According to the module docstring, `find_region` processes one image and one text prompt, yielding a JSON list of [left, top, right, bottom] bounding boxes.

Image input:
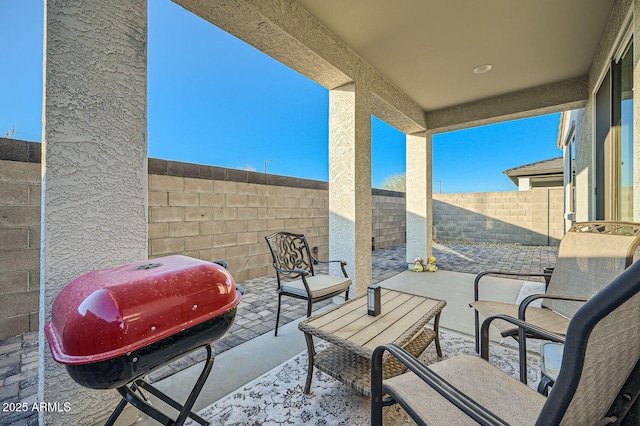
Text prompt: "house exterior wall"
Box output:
[[564, 0, 638, 222]]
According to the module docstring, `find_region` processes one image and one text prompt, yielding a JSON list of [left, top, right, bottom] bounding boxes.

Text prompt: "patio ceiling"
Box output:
[[296, 0, 614, 113]]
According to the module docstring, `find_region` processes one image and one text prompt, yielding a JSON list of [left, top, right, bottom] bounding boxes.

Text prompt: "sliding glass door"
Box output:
[[614, 41, 634, 221], [594, 38, 633, 221]]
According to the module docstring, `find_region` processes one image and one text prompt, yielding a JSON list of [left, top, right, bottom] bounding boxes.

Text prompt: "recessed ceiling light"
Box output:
[[473, 64, 492, 75]]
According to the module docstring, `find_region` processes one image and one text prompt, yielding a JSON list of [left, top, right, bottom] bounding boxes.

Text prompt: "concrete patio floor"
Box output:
[[0, 241, 558, 425]]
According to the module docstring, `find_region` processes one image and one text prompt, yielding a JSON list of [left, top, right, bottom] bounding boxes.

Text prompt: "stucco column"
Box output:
[[329, 82, 372, 297], [634, 0, 640, 222], [40, 1, 148, 424], [406, 131, 432, 266]]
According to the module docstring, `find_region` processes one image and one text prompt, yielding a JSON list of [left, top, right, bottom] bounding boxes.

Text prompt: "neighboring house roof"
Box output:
[[503, 156, 565, 186]]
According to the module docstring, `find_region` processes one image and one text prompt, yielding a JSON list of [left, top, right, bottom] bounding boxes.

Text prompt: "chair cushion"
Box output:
[[470, 300, 570, 337], [383, 354, 546, 425], [281, 275, 351, 299]]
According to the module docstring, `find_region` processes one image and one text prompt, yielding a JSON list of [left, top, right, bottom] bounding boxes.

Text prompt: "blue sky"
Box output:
[[1, 1, 562, 193]]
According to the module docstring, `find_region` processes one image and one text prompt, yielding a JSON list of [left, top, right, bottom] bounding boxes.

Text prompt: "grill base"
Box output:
[[105, 344, 214, 426], [67, 307, 236, 390]]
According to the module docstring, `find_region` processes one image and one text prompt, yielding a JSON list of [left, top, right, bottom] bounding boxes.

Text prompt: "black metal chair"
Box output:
[[371, 259, 640, 425], [265, 231, 351, 336]]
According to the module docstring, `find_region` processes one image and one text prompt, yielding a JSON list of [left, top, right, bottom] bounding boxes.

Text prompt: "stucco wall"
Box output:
[[433, 188, 564, 246]]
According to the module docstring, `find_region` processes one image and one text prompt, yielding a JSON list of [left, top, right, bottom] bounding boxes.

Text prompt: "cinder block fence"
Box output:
[[1, 138, 564, 339], [0, 143, 40, 339], [433, 190, 564, 246], [0, 138, 406, 338]]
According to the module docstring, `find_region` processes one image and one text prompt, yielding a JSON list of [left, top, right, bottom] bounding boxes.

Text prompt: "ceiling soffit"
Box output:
[[296, 0, 614, 112]]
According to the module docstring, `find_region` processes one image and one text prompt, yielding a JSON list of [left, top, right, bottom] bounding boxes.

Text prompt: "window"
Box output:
[[614, 40, 634, 221], [594, 38, 633, 220]]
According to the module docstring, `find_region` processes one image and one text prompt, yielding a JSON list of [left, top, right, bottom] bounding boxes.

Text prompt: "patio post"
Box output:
[[634, 0, 640, 222], [406, 131, 432, 267], [40, 1, 148, 424], [329, 82, 373, 297]]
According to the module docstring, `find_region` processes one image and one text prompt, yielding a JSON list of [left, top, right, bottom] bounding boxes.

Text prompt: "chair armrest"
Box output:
[[479, 314, 565, 360], [474, 271, 550, 302], [311, 257, 349, 278], [518, 294, 589, 320], [371, 344, 509, 426], [313, 258, 346, 265]]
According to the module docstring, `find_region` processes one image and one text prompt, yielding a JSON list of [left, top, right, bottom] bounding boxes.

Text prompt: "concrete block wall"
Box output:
[[372, 188, 406, 249], [148, 158, 330, 283], [0, 139, 407, 338], [0, 140, 41, 339], [1, 138, 568, 338], [433, 188, 564, 246]]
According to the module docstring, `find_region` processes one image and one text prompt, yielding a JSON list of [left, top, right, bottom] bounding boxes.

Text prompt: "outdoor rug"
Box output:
[[189, 330, 541, 425]]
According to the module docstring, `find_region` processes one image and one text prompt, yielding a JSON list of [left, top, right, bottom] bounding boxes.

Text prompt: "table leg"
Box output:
[[303, 332, 315, 394], [433, 313, 443, 357]]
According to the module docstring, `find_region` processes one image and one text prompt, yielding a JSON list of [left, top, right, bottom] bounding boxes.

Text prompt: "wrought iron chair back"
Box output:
[[265, 231, 315, 282], [265, 231, 351, 336]]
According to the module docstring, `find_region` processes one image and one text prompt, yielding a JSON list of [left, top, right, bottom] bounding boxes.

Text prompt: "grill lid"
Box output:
[[45, 255, 241, 365]]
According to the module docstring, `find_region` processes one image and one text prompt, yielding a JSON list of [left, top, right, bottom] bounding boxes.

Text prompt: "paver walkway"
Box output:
[[0, 242, 557, 425]]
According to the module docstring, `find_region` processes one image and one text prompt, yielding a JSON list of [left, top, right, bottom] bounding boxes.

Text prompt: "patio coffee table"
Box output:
[[298, 288, 446, 396]]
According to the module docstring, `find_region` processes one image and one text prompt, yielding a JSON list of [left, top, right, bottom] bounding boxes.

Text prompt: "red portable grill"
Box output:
[[45, 255, 242, 426]]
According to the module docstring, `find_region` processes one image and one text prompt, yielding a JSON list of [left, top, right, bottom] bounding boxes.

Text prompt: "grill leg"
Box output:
[[104, 397, 131, 426], [175, 344, 215, 425], [111, 386, 174, 426], [107, 344, 214, 426]]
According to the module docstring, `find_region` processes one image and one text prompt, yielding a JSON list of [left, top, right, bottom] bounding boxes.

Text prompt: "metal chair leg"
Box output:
[[433, 313, 443, 357], [518, 327, 528, 384], [474, 311, 480, 353], [538, 376, 553, 396], [275, 293, 282, 336]]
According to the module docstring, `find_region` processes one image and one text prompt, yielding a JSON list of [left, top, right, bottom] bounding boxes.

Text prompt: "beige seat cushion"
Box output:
[[471, 300, 570, 337], [281, 275, 351, 299], [384, 354, 546, 426]]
